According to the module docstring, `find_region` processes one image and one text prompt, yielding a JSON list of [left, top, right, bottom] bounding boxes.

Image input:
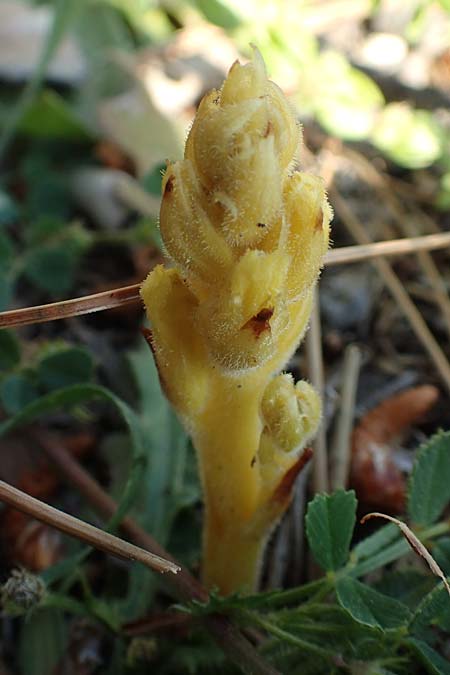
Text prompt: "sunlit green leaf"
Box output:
[[195, 0, 243, 29], [372, 104, 443, 169], [314, 51, 384, 140]]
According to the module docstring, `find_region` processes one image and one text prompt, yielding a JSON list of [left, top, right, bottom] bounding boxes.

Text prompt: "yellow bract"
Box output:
[[141, 47, 331, 595]]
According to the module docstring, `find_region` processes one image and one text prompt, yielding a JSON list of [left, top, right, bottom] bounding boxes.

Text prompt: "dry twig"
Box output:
[[330, 345, 362, 491], [33, 432, 278, 675], [330, 188, 450, 396], [1, 234, 450, 330], [344, 148, 450, 339], [0, 480, 179, 575]]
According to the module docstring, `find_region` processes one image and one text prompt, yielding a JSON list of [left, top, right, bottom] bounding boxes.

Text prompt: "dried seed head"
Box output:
[[1, 568, 46, 616]]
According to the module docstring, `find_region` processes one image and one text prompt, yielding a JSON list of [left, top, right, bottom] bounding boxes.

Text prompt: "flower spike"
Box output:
[[141, 48, 331, 594]]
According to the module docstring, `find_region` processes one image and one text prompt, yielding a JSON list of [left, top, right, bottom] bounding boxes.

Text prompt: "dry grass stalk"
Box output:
[[344, 148, 450, 339], [330, 345, 362, 491], [35, 434, 278, 674], [0, 479, 179, 575], [330, 188, 450, 396]]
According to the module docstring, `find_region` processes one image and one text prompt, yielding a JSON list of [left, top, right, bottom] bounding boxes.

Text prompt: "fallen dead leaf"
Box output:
[[0, 429, 95, 570], [351, 385, 439, 512]]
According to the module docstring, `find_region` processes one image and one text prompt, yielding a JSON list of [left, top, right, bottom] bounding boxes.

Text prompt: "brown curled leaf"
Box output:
[[361, 512, 450, 597], [355, 386, 439, 445], [350, 386, 439, 513]]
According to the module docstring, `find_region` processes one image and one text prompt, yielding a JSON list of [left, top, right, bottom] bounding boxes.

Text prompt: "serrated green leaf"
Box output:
[[407, 638, 450, 675], [409, 582, 450, 637], [0, 373, 39, 415], [37, 347, 93, 391], [336, 577, 412, 630], [305, 489, 357, 571], [408, 430, 450, 526], [0, 330, 21, 371], [19, 609, 67, 675]]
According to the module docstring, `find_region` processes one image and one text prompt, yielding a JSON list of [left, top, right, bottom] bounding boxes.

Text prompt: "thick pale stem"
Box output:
[[203, 513, 266, 594], [193, 371, 270, 593]]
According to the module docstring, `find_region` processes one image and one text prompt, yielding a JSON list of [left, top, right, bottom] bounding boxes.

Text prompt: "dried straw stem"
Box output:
[[331, 188, 450, 396], [344, 148, 450, 339], [330, 345, 361, 490], [34, 432, 278, 675], [0, 480, 179, 575]]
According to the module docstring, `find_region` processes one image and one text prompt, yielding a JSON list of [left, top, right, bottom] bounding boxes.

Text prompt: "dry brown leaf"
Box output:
[[0, 430, 95, 570], [351, 385, 439, 512]]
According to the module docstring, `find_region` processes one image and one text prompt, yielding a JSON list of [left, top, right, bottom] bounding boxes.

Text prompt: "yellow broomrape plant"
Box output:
[[141, 48, 332, 595]]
